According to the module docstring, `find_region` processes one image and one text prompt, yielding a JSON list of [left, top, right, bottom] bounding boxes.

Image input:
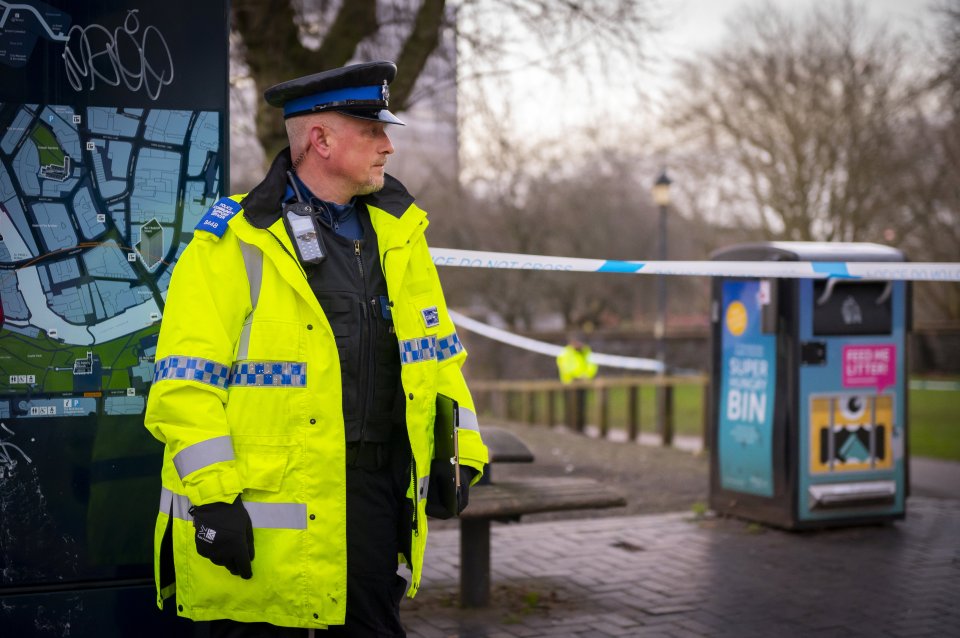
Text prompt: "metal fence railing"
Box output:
[[469, 375, 710, 449]]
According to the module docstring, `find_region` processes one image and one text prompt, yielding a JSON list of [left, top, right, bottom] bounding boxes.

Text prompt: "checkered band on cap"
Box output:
[[230, 361, 307, 387], [436, 332, 464, 361], [399, 336, 437, 365], [154, 356, 230, 390]]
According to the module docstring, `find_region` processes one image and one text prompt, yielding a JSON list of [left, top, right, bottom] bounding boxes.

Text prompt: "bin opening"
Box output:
[[808, 481, 897, 510], [813, 281, 892, 336]]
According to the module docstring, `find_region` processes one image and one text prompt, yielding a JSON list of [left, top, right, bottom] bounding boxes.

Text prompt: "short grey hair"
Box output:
[[284, 112, 337, 164]]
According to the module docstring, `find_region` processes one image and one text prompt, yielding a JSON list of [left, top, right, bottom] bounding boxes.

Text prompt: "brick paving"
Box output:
[[401, 496, 960, 637]]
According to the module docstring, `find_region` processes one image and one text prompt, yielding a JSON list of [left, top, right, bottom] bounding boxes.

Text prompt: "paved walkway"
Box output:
[[402, 496, 960, 637], [587, 426, 960, 500], [910, 457, 960, 499]]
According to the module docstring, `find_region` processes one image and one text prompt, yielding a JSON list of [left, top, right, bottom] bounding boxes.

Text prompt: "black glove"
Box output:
[[188, 495, 254, 579]]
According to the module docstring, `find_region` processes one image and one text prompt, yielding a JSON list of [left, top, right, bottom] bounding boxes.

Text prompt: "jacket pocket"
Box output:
[[244, 319, 302, 362], [235, 436, 297, 493]]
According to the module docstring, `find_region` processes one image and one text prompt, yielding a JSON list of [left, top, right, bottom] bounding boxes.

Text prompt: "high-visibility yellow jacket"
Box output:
[[556, 345, 598, 384], [144, 177, 488, 629]]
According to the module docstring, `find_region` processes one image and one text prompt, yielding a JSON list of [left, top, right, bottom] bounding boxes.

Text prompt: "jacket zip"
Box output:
[[410, 458, 419, 536], [355, 240, 368, 442]]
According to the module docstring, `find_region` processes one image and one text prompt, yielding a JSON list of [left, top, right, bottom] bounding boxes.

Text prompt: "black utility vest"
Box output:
[[304, 207, 404, 443]]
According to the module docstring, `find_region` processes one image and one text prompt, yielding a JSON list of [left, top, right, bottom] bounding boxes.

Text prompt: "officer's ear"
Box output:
[[309, 122, 335, 160]]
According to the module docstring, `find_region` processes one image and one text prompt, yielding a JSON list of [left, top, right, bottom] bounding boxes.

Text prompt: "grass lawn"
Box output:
[[909, 385, 960, 461], [584, 385, 705, 437], [509, 378, 959, 462]]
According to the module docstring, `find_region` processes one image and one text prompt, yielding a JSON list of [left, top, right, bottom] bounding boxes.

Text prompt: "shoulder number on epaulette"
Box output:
[[196, 197, 242, 238]]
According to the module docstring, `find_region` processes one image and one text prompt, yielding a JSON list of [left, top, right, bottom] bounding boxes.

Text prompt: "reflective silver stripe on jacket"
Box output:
[[236, 321, 253, 361], [236, 240, 263, 361], [243, 500, 308, 529], [457, 406, 480, 432], [417, 476, 429, 501], [160, 486, 192, 521], [239, 240, 263, 309], [173, 435, 234, 479], [159, 488, 307, 530]]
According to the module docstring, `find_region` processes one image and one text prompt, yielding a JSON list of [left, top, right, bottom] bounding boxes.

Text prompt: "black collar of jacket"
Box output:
[[241, 147, 415, 229]]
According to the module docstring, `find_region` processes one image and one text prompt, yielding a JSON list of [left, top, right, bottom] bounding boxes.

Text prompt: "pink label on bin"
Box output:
[[842, 344, 896, 393]]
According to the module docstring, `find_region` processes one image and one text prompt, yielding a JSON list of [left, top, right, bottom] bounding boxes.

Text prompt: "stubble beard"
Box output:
[[354, 173, 385, 197]]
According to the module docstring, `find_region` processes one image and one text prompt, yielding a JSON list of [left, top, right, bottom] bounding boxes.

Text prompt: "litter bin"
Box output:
[[708, 242, 909, 528]]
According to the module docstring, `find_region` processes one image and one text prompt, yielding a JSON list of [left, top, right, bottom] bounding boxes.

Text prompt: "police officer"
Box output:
[[145, 61, 488, 636]]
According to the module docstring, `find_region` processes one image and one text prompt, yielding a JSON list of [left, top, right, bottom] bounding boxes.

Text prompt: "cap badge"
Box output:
[[381, 79, 390, 104]]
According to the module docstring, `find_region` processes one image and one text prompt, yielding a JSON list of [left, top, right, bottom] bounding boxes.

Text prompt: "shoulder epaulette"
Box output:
[[195, 197, 242, 238]]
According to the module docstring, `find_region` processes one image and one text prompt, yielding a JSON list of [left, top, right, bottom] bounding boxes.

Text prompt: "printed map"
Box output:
[[0, 1, 227, 601], [0, 1, 223, 429], [0, 104, 220, 421]]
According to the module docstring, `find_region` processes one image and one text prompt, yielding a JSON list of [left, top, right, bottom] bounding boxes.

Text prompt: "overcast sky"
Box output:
[[657, 0, 932, 56], [489, 0, 940, 148]]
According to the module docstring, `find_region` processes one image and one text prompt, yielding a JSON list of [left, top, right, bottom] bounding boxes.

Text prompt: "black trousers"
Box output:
[[206, 440, 412, 638]]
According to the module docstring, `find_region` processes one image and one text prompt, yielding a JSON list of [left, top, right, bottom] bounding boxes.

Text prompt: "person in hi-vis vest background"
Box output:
[[556, 335, 598, 431]]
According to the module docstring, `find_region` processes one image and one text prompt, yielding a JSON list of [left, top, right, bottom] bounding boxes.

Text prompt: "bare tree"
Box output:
[[896, 0, 960, 322], [930, 0, 960, 107], [233, 0, 443, 159], [665, 1, 922, 242], [431, 123, 711, 333], [230, 1, 728, 336], [232, 0, 657, 162]]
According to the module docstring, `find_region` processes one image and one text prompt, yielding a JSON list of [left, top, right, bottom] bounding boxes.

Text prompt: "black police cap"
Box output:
[[264, 61, 405, 125]]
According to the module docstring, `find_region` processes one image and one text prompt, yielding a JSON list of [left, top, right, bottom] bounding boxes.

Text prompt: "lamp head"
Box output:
[[652, 169, 672, 206]]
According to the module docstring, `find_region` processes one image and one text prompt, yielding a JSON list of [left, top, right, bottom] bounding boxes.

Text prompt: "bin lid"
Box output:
[[710, 241, 905, 263]]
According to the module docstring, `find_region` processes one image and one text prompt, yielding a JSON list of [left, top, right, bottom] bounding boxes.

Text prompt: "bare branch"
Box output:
[[233, 0, 378, 157], [391, 0, 446, 111]]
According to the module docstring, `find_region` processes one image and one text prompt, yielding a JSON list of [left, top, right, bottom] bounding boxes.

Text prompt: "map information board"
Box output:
[[0, 0, 228, 595]]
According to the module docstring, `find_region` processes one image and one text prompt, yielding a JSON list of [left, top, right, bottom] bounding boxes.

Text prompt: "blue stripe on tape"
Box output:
[[428, 248, 960, 281], [812, 262, 856, 278], [598, 261, 645, 273]]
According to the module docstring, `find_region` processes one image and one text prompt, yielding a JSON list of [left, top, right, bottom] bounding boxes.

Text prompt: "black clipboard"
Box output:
[[426, 394, 461, 519]]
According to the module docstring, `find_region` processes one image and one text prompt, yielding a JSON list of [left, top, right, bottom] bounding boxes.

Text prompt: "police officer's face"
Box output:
[[329, 115, 395, 196]]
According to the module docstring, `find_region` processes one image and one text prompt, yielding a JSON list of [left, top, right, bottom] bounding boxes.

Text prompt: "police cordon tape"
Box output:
[[430, 248, 960, 282], [448, 311, 960, 383], [438, 247, 960, 373], [448, 310, 665, 374]]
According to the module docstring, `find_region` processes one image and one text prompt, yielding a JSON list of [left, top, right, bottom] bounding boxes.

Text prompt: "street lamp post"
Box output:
[[651, 169, 673, 445], [652, 169, 672, 372]]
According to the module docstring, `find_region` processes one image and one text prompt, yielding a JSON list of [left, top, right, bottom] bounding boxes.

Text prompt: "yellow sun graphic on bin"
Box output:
[[726, 301, 748, 336]]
